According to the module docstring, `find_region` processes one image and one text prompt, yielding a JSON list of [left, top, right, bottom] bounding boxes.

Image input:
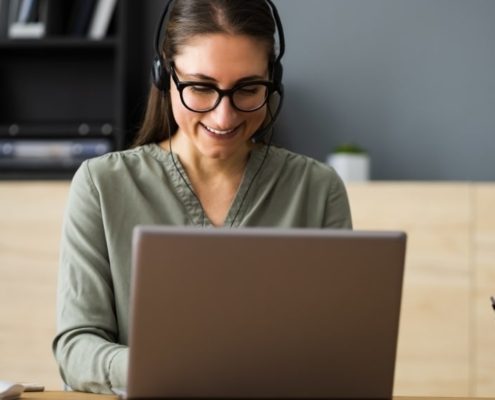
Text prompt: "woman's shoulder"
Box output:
[[268, 145, 341, 182], [86, 144, 160, 169], [72, 143, 164, 188]]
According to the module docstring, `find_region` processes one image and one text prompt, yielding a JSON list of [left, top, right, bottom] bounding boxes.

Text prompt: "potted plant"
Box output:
[[326, 143, 370, 182]]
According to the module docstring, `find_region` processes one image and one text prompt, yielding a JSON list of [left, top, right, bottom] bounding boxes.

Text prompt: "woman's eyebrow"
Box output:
[[184, 72, 216, 81], [185, 72, 267, 83]]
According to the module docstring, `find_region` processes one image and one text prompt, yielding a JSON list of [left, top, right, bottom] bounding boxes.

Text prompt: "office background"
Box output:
[[135, 0, 495, 181], [1, 1, 495, 395]]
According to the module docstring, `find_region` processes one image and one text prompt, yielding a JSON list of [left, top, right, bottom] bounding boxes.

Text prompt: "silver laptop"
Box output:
[[127, 227, 406, 399]]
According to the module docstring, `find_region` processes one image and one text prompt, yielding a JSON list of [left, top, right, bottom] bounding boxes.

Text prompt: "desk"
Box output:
[[21, 392, 114, 399], [18, 393, 495, 400], [2, 182, 495, 396]]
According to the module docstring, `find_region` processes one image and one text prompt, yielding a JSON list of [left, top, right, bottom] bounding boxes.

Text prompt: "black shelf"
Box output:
[[0, 122, 115, 138], [0, 37, 118, 49], [0, 0, 132, 180]]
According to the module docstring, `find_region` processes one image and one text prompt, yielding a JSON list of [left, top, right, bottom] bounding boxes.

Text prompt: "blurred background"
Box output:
[[1, 0, 494, 180], [0, 0, 494, 397], [275, 0, 495, 181]]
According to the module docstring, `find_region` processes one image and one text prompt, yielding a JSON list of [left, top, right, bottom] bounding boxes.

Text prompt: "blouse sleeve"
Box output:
[[324, 169, 353, 229], [52, 161, 128, 394]]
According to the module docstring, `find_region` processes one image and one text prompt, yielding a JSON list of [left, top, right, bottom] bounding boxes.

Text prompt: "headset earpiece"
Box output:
[[249, 0, 285, 143], [151, 0, 175, 92], [152, 55, 170, 92], [273, 62, 284, 93]]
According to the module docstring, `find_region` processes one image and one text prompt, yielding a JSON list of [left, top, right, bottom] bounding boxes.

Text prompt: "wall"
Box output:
[[271, 0, 495, 180]]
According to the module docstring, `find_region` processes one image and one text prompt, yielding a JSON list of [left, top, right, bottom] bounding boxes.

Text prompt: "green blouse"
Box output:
[[52, 143, 352, 394]]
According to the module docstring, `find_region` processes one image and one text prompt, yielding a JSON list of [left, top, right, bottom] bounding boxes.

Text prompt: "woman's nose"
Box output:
[[209, 95, 238, 128]]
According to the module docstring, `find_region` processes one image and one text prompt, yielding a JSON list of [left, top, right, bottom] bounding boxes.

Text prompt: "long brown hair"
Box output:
[[133, 0, 277, 147]]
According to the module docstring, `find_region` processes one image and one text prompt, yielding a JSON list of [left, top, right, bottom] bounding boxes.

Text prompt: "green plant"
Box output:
[[333, 143, 367, 154]]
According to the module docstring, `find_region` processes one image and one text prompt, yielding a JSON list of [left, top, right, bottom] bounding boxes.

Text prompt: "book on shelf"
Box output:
[[7, 0, 45, 39], [17, 0, 38, 23], [35, 0, 73, 37], [7, 0, 21, 26], [0, 0, 10, 37], [0, 0, 117, 40], [3, 0, 21, 37], [68, 0, 117, 39], [67, 0, 97, 37], [88, 0, 117, 40]]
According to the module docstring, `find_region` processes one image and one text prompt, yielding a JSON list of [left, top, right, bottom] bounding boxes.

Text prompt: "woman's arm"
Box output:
[[52, 161, 128, 394]]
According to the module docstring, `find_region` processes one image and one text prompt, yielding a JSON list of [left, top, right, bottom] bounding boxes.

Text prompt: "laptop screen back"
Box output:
[[127, 227, 406, 399]]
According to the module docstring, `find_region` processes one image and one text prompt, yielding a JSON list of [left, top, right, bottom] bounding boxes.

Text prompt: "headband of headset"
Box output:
[[151, 0, 285, 94]]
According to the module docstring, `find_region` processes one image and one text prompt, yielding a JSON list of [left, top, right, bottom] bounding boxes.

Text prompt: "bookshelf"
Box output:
[[0, 0, 138, 179]]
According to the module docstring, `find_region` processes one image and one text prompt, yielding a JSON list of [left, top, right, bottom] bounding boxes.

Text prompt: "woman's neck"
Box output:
[[160, 135, 252, 184], [159, 134, 254, 226]]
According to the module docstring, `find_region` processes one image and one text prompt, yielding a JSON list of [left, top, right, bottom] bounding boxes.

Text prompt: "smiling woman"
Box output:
[[168, 34, 270, 161], [51, 0, 353, 395]]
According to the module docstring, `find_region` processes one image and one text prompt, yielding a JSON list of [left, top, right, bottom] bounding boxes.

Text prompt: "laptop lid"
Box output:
[[127, 227, 406, 399]]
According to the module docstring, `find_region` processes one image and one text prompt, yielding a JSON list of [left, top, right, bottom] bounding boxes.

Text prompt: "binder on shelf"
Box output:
[[8, 0, 45, 39], [67, 0, 97, 37], [6, 0, 21, 31], [0, 138, 112, 169], [17, 0, 38, 23], [0, 0, 10, 38], [1, 0, 118, 41], [88, 0, 117, 40], [42, 0, 71, 36]]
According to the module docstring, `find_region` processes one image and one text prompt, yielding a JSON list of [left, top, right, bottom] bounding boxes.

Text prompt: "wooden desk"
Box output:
[[21, 393, 114, 399], [2, 182, 495, 397], [18, 392, 495, 400]]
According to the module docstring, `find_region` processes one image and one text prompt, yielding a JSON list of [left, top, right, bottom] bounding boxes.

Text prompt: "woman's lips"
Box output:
[[201, 123, 241, 139]]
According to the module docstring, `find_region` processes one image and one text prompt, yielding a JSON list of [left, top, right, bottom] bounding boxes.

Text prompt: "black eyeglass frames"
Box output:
[[169, 64, 276, 113]]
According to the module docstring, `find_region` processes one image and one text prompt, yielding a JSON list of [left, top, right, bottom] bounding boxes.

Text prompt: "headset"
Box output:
[[151, 0, 286, 143]]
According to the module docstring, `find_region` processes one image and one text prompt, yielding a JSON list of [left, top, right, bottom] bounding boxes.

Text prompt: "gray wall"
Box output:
[[273, 0, 495, 181]]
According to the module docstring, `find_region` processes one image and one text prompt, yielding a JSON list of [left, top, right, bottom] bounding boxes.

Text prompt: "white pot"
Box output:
[[327, 153, 370, 182]]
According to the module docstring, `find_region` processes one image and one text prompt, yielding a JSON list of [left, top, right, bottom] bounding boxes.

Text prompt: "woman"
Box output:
[[52, 0, 352, 394]]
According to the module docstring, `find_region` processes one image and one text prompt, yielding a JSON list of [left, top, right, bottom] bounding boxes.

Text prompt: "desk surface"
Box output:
[[19, 393, 495, 400], [21, 393, 114, 399]]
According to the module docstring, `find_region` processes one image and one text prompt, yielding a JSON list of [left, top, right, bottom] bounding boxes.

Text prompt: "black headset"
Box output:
[[151, 0, 285, 143]]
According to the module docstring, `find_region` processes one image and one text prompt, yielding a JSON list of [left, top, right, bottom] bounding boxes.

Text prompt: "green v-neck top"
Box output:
[[53, 143, 352, 394]]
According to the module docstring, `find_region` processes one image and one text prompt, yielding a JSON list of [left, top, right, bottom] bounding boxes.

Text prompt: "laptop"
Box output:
[[126, 226, 406, 399]]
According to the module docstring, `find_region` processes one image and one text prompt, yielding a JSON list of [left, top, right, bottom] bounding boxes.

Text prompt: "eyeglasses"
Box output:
[[170, 64, 275, 113]]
